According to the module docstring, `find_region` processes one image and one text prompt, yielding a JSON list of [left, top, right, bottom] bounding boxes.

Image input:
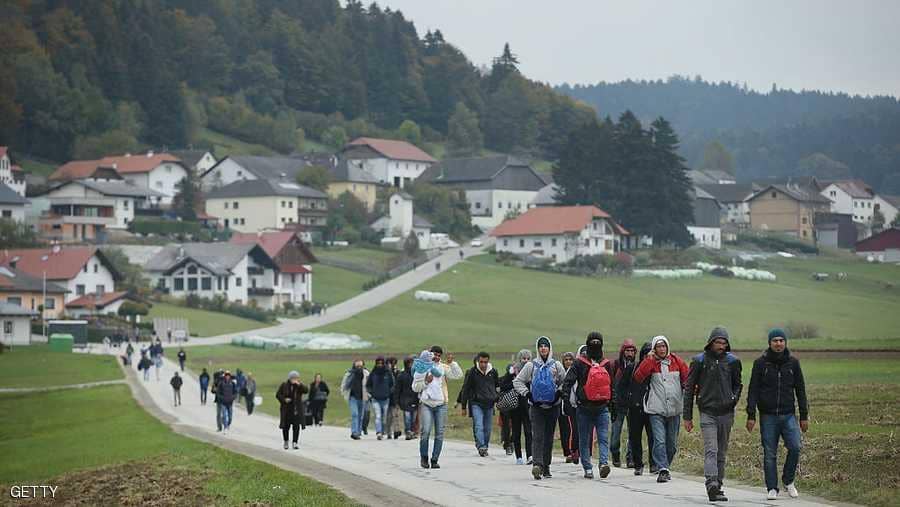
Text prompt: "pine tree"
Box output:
[[447, 102, 483, 156]]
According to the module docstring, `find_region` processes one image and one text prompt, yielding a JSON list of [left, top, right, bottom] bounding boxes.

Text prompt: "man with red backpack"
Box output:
[[513, 336, 566, 481], [561, 332, 615, 480]]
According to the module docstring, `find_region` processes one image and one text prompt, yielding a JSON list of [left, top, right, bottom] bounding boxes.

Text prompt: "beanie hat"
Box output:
[[537, 336, 551, 349], [706, 326, 731, 351], [768, 328, 787, 343], [288, 370, 299, 380]]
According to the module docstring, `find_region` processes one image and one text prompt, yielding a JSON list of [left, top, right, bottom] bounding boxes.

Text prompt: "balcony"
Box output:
[[40, 213, 116, 226], [248, 287, 275, 296], [247, 266, 264, 275]]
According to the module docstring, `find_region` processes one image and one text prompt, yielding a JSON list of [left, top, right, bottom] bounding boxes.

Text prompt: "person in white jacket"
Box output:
[[341, 359, 369, 440], [412, 346, 463, 469]]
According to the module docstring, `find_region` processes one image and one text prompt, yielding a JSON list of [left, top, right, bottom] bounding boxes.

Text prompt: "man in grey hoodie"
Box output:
[[513, 336, 567, 480]]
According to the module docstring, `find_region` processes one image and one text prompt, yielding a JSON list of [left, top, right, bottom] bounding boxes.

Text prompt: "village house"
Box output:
[[0, 302, 36, 346], [50, 152, 188, 205], [0, 266, 69, 319], [491, 205, 628, 264], [36, 177, 164, 232], [145, 243, 281, 309], [64, 291, 134, 319], [818, 180, 876, 225], [0, 183, 27, 222], [327, 158, 380, 212], [231, 230, 316, 304], [370, 192, 432, 250], [340, 137, 436, 189], [688, 186, 723, 249], [0, 147, 26, 197], [205, 179, 328, 232], [0, 246, 121, 304], [420, 155, 547, 228], [874, 194, 900, 228], [200, 155, 307, 191], [747, 183, 831, 241], [855, 227, 900, 262], [698, 183, 755, 226], [169, 150, 217, 176], [687, 169, 737, 185]]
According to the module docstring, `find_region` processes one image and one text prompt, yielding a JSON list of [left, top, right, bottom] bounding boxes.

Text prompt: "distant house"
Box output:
[[0, 246, 121, 304], [420, 155, 547, 228], [50, 152, 188, 205], [38, 179, 164, 231], [531, 183, 561, 207], [231, 230, 317, 304], [747, 183, 831, 241], [370, 192, 432, 249], [491, 205, 628, 263], [0, 183, 27, 222], [169, 150, 217, 176], [0, 146, 26, 197], [698, 183, 755, 226], [200, 155, 309, 191], [146, 242, 281, 309], [873, 194, 900, 228], [340, 137, 436, 189], [205, 179, 328, 233], [855, 227, 900, 262], [818, 180, 875, 225], [65, 291, 134, 318], [327, 158, 380, 212], [0, 301, 37, 346], [0, 266, 68, 319], [688, 186, 723, 249], [687, 169, 737, 185], [815, 213, 859, 249]]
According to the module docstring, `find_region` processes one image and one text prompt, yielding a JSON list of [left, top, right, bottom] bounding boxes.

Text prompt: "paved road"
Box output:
[[0, 379, 125, 393], [178, 241, 492, 347], [126, 354, 835, 507]]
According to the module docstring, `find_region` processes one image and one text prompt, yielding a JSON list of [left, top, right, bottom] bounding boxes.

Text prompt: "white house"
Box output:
[[65, 291, 133, 318], [0, 246, 121, 304], [170, 150, 217, 176], [370, 192, 432, 249], [0, 302, 37, 346], [205, 179, 328, 232], [200, 155, 308, 191], [0, 183, 27, 222], [697, 184, 755, 226], [491, 205, 628, 264], [231, 230, 317, 305], [145, 243, 282, 310], [687, 186, 723, 249], [40, 179, 163, 229], [420, 155, 547, 228], [874, 194, 900, 228], [0, 147, 26, 197], [819, 180, 876, 225], [340, 137, 436, 189], [50, 152, 188, 206]]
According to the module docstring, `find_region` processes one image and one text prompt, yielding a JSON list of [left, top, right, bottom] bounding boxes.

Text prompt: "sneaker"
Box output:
[[767, 489, 778, 500], [405, 432, 414, 441], [292, 442, 299, 450], [394, 431, 402, 439], [430, 460, 440, 469], [351, 434, 361, 440], [516, 457, 524, 465], [505, 445, 514, 456], [613, 459, 622, 468], [420, 457, 430, 469], [626, 458, 635, 469], [583, 469, 594, 479], [599, 464, 611, 478], [377, 433, 383, 441], [657, 469, 671, 483], [571, 453, 580, 465], [531, 465, 543, 480], [482, 448, 489, 457], [478, 448, 487, 457], [542, 467, 552, 479], [283, 441, 289, 449], [526, 457, 533, 465], [565, 456, 573, 464], [634, 467, 643, 476], [785, 484, 799, 498], [707, 485, 728, 502]]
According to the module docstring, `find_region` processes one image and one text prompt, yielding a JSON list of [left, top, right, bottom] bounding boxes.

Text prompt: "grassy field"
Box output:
[[306, 253, 900, 351], [199, 128, 333, 160], [0, 384, 357, 506], [0, 345, 122, 388], [17, 157, 57, 177], [149, 302, 270, 338], [312, 264, 372, 306], [312, 246, 400, 273], [185, 345, 900, 507]]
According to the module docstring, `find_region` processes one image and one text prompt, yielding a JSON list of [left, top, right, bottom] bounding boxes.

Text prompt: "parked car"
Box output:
[[470, 239, 483, 247]]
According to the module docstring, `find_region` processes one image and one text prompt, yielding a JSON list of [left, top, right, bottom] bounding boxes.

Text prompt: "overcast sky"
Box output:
[[381, 0, 900, 98]]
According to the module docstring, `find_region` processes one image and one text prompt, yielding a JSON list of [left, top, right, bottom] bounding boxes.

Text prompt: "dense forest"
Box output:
[[0, 0, 594, 162], [559, 77, 900, 193]]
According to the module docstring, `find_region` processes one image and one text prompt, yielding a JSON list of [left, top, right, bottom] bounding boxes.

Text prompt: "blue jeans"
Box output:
[[610, 408, 631, 461], [403, 409, 415, 433], [419, 403, 448, 461], [577, 406, 610, 470], [761, 414, 803, 492], [372, 398, 390, 434], [470, 403, 494, 450], [349, 396, 364, 436], [649, 414, 681, 471], [219, 402, 233, 429]]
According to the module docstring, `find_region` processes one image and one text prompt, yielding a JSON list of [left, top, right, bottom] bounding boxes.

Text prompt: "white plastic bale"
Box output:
[[414, 290, 452, 303]]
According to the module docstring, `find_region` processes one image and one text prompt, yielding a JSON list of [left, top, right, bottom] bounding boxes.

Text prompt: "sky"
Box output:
[[380, 0, 900, 98]]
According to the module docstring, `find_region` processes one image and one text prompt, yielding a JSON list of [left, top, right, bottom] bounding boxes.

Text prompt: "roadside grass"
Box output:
[[186, 346, 900, 507], [312, 264, 372, 306], [312, 246, 400, 273], [310, 255, 900, 351], [0, 345, 121, 388], [148, 302, 269, 338], [0, 384, 357, 506]]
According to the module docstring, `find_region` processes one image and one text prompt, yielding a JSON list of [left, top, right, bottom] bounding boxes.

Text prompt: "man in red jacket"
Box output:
[[634, 335, 689, 483]]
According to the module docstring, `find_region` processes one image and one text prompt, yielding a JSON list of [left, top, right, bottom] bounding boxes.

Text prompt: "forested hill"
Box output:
[[557, 77, 900, 193], [1, 0, 594, 163]]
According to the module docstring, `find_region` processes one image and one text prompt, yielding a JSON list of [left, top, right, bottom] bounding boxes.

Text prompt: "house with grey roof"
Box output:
[[326, 158, 380, 211], [170, 150, 217, 176], [817, 179, 876, 225], [205, 179, 328, 233], [369, 192, 433, 250], [747, 182, 831, 241], [420, 155, 547, 228], [0, 183, 27, 222], [145, 242, 282, 309], [38, 179, 165, 229], [0, 301, 37, 346], [698, 183, 755, 226], [687, 186, 723, 249], [200, 155, 312, 191]]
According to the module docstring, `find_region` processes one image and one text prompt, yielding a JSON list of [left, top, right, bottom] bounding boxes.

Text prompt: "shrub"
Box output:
[[738, 232, 819, 254], [362, 273, 391, 291], [130, 218, 201, 237], [785, 321, 821, 339]]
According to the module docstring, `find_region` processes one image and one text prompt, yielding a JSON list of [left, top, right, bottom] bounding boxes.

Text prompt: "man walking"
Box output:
[[199, 368, 210, 405], [170, 371, 183, 406], [515, 336, 567, 480], [412, 346, 463, 469], [458, 351, 499, 457], [216, 370, 239, 434], [610, 339, 636, 468], [684, 327, 743, 502], [341, 359, 368, 440], [634, 335, 689, 483], [177, 348, 187, 372], [746, 328, 809, 500], [366, 356, 394, 440], [245, 373, 257, 415], [396, 356, 419, 440]]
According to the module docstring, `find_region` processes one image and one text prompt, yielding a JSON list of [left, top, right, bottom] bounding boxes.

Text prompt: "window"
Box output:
[[868, 202, 872, 208], [593, 222, 597, 230], [44, 297, 56, 310], [534, 240, 542, 247], [289, 201, 293, 208], [802, 230, 808, 238], [217, 277, 222, 291], [1, 210, 10, 218], [830, 190, 836, 197], [3, 321, 11, 334], [771, 192, 777, 198], [281, 217, 286, 223], [123, 200, 129, 209], [76, 284, 86, 296], [519, 239, 525, 248], [498, 202, 503, 209], [237, 170, 243, 177], [93, 264, 98, 273], [475, 202, 481, 209], [83, 264, 88, 273], [174, 278, 184, 291], [187, 265, 198, 275], [233, 201, 239, 209], [235, 277, 242, 287], [584, 239, 590, 247], [594, 239, 599, 246], [605, 240, 613, 250], [854, 201, 858, 208], [282, 201, 286, 208], [7, 296, 22, 306], [551, 238, 557, 247], [224, 202, 229, 209], [188, 278, 198, 291], [801, 217, 808, 224], [155, 181, 163, 188], [96, 285, 105, 296], [503, 239, 508, 247], [166, 165, 172, 173]]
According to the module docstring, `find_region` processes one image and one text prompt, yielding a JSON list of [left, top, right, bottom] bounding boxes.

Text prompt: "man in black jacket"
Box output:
[[684, 326, 743, 502], [459, 351, 499, 457], [746, 328, 809, 500], [395, 356, 418, 440], [216, 370, 239, 434]]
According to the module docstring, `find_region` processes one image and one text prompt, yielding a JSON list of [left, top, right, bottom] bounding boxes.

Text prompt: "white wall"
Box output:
[[195, 153, 217, 175], [723, 201, 750, 224], [202, 158, 256, 190], [822, 184, 874, 224], [147, 163, 188, 205], [389, 194, 413, 237], [495, 218, 619, 263], [0, 315, 32, 346], [0, 155, 26, 197], [279, 269, 312, 304], [0, 204, 25, 222], [207, 196, 280, 232], [348, 158, 431, 188], [688, 225, 722, 249], [874, 195, 899, 226], [469, 189, 539, 228], [64, 255, 116, 303]]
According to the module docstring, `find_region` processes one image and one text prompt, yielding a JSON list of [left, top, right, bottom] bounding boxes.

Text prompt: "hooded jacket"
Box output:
[[341, 366, 369, 401], [395, 361, 419, 411], [746, 347, 808, 421], [615, 341, 652, 411], [633, 336, 689, 417], [561, 338, 614, 411], [611, 339, 637, 390], [683, 336, 743, 419], [459, 361, 500, 409], [513, 337, 567, 408], [366, 364, 395, 401]]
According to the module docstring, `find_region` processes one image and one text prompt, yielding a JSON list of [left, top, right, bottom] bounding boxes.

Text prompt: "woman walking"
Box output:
[[504, 349, 534, 465], [276, 371, 308, 449], [244, 373, 257, 415], [309, 373, 330, 426]]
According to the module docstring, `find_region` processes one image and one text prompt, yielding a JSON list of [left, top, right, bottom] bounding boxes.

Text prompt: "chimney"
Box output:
[[177, 246, 185, 259]]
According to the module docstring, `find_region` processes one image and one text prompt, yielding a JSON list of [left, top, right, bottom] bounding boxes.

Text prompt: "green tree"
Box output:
[[103, 247, 148, 293], [701, 140, 735, 175], [892, 213, 900, 228], [296, 166, 332, 192], [447, 102, 483, 156], [397, 120, 422, 146], [321, 125, 348, 150], [172, 173, 199, 221], [403, 231, 420, 257], [0, 219, 41, 248], [73, 130, 140, 159], [872, 207, 886, 232]]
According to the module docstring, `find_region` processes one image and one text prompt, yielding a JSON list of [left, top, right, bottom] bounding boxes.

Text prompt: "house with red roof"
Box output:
[[231, 230, 317, 304], [50, 151, 188, 205], [341, 137, 436, 189], [490, 205, 628, 263], [0, 146, 27, 197], [0, 246, 121, 304]]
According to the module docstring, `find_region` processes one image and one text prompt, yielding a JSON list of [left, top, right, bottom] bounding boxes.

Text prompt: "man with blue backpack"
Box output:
[[562, 332, 616, 480], [513, 336, 567, 480]]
